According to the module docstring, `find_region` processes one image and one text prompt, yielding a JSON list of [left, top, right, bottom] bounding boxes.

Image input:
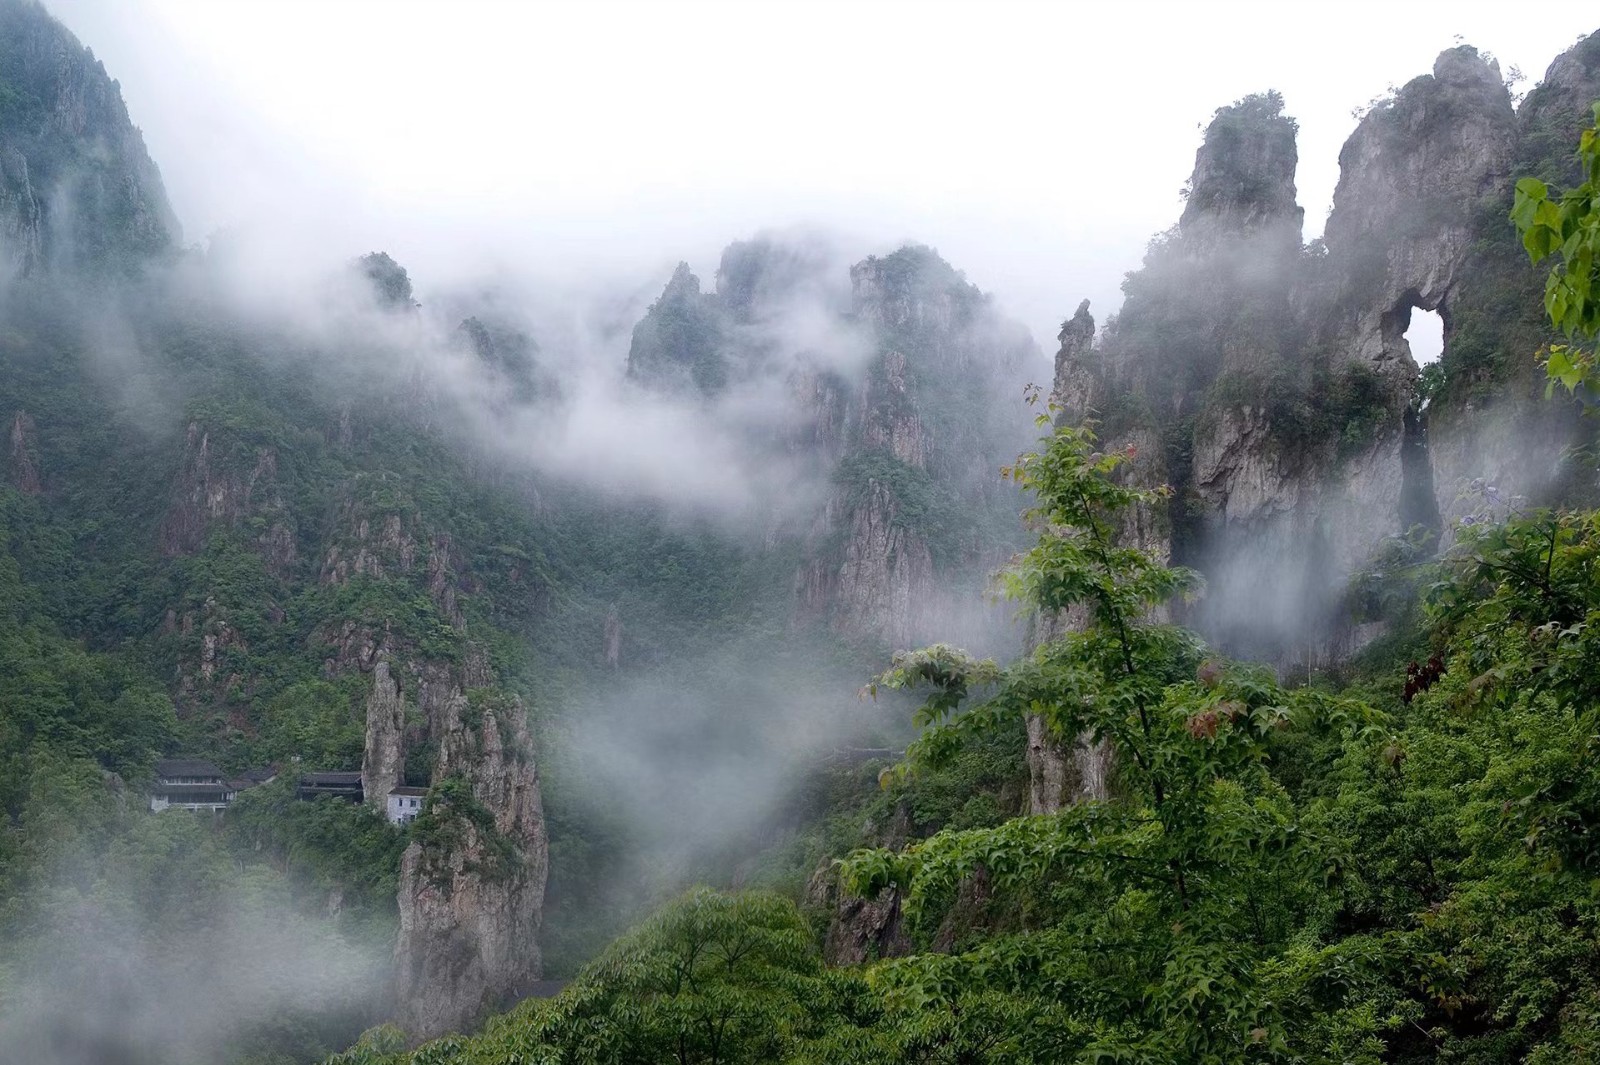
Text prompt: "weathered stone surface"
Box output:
[[1180, 91, 1303, 247], [820, 883, 910, 966], [812, 247, 1033, 648], [7, 410, 40, 493], [1321, 46, 1518, 371], [0, 0, 178, 275], [0, 148, 42, 276], [835, 478, 936, 649], [1426, 33, 1600, 527], [393, 687, 547, 1039], [361, 661, 406, 812], [160, 421, 295, 574], [1051, 299, 1098, 422], [321, 508, 416, 585], [805, 800, 915, 965], [1058, 47, 1550, 664]]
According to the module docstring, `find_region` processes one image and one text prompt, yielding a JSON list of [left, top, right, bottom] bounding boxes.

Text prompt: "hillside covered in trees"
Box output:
[[3, 1, 1600, 1062]]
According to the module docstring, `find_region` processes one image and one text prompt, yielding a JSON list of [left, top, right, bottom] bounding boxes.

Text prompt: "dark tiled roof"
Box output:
[[154, 758, 223, 779], [389, 786, 429, 797], [299, 771, 363, 785], [240, 767, 278, 783]]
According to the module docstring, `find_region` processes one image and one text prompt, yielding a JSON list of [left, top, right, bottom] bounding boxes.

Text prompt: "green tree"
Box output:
[[841, 405, 1380, 1061], [327, 889, 848, 1065], [1510, 100, 1600, 398]]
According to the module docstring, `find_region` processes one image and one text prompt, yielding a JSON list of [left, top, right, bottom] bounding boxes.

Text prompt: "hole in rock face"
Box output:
[[1406, 307, 1444, 367]]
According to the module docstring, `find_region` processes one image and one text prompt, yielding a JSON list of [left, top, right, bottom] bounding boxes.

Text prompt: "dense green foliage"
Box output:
[[0, 265, 883, 1058], [347, 384, 1600, 1061], [1514, 102, 1600, 400], [625, 264, 729, 395]]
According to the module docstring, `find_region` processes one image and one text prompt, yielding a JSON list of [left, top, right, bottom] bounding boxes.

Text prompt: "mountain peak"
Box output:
[[0, 0, 179, 277]]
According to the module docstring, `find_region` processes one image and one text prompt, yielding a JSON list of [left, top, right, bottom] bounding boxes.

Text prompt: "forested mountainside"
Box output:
[[0, 2, 1037, 1060], [324, 28, 1600, 1065], [5, 0, 1600, 1061]]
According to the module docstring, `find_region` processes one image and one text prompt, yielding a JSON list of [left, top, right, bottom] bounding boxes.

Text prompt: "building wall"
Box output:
[[387, 793, 424, 824]]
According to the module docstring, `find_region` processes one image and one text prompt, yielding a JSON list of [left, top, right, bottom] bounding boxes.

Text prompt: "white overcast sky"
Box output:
[[43, 0, 1600, 351]]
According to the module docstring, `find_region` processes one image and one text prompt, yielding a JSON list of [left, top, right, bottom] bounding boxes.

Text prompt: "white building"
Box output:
[[387, 786, 428, 825]]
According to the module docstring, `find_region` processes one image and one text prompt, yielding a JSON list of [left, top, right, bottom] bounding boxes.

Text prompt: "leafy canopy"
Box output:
[[1510, 100, 1600, 398]]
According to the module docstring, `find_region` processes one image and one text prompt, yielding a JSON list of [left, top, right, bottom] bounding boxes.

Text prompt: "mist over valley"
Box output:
[[3, 3, 1600, 1063]]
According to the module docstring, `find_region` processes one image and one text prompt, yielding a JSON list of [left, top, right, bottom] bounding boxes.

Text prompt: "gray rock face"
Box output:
[[311, 482, 548, 1041], [361, 661, 406, 812], [160, 421, 295, 574], [804, 802, 915, 965], [0, 148, 42, 274], [1425, 33, 1600, 527], [1180, 91, 1303, 247], [1518, 32, 1600, 180], [835, 477, 936, 648], [7, 409, 39, 493], [1321, 46, 1518, 370], [1051, 300, 1097, 423], [393, 687, 547, 1039], [812, 247, 1034, 649], [0, 0, 178, 275], [819, 884, 909, 965], [1047, 45, 1562, 669], [624, 238, 1034, 652]]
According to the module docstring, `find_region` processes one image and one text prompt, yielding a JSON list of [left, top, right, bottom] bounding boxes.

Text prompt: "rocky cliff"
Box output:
[[625, 238, 1037, 651], [625, 261, 730, 394], [1041, 35, 1600, 697], [0, 0, 178, 276], [797, 246, 1036, 648], [392, 684, 547, 1039], [5, 409, 39, 492], [133, 313, 553, 1039], [322, 498, 548, 1040]]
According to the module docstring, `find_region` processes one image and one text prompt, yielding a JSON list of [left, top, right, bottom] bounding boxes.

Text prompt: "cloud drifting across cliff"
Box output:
[[182, 226, 888, 525]]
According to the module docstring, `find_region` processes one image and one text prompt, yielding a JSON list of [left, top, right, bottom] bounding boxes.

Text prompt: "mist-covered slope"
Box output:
[[0, 5, 1043, 1056], [7, 2, 1600, 1063], [1048, 38, 1600, 670], [318, 28, 1600, 1064], [0, 0, 176, 276]]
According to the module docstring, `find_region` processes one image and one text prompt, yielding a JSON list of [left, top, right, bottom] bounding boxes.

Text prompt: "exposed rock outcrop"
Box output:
[[7, 410, 40, 492], [625, 238, 1035, 651], [1055, 48, 1573, 666], [321, 506, 417, 584], [0, 0, 178, 276], [1180, 90, 1304, 249], [805, 800, 915, 965], [626, 262, 727, 394], [361, 661, 406, 812], [0, 148, 42, 275], [1320, 46, 1518, 371], [818, 882, 910, 966], [160, 421, 295, 573], [393, 686, 547, 1039], [807, 246, 1035, 648], [1426, 34, 1600, 526]]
